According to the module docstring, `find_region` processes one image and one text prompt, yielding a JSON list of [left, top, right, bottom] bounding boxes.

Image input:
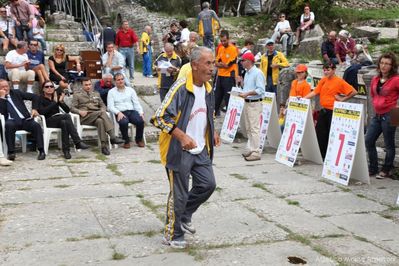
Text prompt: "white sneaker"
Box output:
[[0, 157, 13, 166], [162, 236, 187, 249]]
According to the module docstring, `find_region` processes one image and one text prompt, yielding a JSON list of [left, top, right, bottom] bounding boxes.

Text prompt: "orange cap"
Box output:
[[295, 64, 308, 72]]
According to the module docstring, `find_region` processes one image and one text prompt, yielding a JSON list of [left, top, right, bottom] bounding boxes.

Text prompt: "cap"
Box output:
[[323, 62, 336, 69], [266, 39, 275, 45], [241, 52, 255, 62], [295, 64, 308, 72]]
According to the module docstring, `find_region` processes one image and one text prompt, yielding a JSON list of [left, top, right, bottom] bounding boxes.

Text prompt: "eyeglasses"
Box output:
[[30, 43, 38, 46], [44, 85, 55, 88], [55, 48, 64, 52]]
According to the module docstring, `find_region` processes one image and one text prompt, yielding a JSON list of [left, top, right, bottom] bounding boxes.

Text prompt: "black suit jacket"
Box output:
[[0, 90, 39, 120]]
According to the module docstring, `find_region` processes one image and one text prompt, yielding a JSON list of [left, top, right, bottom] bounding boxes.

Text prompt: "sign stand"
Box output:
[[259, 92, 281, 150], [276, 97, 323, 167], [322, 102, 370, 186], [220, 94, 245, 143]]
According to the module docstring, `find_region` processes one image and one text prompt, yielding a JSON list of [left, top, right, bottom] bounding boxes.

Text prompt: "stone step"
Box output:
[[46, 32, 86, 42], [46, 28, 81, 35], [48, 12, 75, 23], [52, 20, 81, 29], [47, 41, 97, 55]]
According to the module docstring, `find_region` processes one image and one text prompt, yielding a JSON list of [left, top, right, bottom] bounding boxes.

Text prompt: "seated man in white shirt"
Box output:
[[271, 13, 292, 56], [107, 73, 145, 149], [102, 42, 130, 86], [4, 41, 35, 92], [0, 7, 17, 52]]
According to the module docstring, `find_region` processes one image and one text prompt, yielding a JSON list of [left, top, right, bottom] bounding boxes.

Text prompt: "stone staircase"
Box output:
[[46, 12, 97, 55]]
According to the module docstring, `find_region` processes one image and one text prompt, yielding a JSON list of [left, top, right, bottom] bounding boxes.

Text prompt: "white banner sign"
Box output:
[[220, 95, 245, 143], [276, 97, 322, 167], [259, 92, 281, 150], [322, 102, 369, 186]]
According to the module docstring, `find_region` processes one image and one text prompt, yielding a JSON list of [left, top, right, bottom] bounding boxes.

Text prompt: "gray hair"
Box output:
[[190, 46, 212, 63], [17, 41, 27, 49], [102, 73, 113, 79], [164, 42, 174, 51], [202, 1, 209, 9]]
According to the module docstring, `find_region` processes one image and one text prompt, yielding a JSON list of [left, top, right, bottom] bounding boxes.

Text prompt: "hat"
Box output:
[[241, 52, 255, 62], [338, 30, 350, 38], [323, 62, 336, 69], [295, 64, 308, 72], [266, 39, 275, 45]]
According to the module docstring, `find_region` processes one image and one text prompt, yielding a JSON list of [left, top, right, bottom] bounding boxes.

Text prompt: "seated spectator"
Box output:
[[162, 22, 181, 46], [335, 30, 355, 65], [0, 6, 18, 52], [38, 80, 89, 159], [9, 0, 33, 41], [0, 79, 45, 160], [294, 4, 315, 45], [271, 13, 292, 56], [48, 44, 81, 92], [102, 42, 130, 86], [27, 39, 48, 86], [94, 73, 114, 105], [4, 41, 35, 93], [154, 42, 182, 101], [32, 17, 46, 53], [107, 73, 145, 149], [321, 31, 338, 64], [71, 78, 123, 155], [343, 44, 373, 90]]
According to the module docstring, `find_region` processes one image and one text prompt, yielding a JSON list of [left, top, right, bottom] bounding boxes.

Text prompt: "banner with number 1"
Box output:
[[322, 102, 369, 186]]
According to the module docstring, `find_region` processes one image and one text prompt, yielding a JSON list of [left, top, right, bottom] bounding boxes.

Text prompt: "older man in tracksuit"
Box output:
[[151, 46, 220, 249]]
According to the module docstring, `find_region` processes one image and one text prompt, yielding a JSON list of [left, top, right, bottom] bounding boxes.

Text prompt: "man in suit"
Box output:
[[71, 78, 123, 155], [0, 79, 45, 160]]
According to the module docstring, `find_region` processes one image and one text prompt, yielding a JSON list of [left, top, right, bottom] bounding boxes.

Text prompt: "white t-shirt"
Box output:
[[180, 28, 190, 44], [0, 18, 14, 34], [185, 84, 207, 155], [33, 27, 44, 39], [5, 50, 28, 73], [300, 12, 315, 24], [274, 20, 291, 33]]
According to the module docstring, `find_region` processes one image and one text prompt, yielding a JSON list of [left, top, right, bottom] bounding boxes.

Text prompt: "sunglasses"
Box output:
[[30, 43, 38, 46], [55, 48, 64, 52], [44, 85, 55, 88]]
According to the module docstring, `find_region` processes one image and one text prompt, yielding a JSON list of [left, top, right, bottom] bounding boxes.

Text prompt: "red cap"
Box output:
[[242, 52, 255, 62], [295, 64, 308, 72]]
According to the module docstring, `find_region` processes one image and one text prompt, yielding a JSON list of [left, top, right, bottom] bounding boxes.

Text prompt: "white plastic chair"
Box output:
[[0, 114, 30, 154], [40, 115, 62, 155], [110, 112, 147, 145], [70, 113, 112, 149]]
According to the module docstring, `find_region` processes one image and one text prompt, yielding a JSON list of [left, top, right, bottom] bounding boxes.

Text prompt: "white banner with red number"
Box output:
[[322, 102, 369, 186], [276, 97, 322, 167], [220, 95, 245, 143], [259, 92, 281, 150]]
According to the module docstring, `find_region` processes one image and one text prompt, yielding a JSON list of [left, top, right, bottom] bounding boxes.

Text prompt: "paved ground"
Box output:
[[1, 125, 399, 265]]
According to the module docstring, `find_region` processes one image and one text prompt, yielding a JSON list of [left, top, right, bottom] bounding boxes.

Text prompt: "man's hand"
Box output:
[[31, 109, 39, 117], [271, 63, 279, 69], [214, 131, 221, 147], [116, 112, 125, 122], [180, 134, 197, 150], [335, 94, 345, 102], [0, 89, 6, 98], [239, 92, 249, 98], [79, 110, 88, 117]]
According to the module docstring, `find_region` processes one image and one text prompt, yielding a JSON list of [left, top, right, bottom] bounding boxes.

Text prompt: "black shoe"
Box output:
[[75, 142, 89, 150], [110, 137, 124, 144], [63, 150, 71, 159], [101, 147, 110, 156], [37, 151, 46, 160], [8, 153, 16, 161]]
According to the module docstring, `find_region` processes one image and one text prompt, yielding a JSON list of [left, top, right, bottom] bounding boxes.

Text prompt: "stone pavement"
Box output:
[[1, 134, 399, 266]]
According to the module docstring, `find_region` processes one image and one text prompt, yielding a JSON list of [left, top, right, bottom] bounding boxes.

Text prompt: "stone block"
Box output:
[[353, 26, 381, 42], [297, 36, 323, 58], [301, 24, 324, 40]]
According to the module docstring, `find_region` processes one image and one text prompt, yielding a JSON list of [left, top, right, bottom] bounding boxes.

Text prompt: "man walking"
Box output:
[[238, 52, 266, 161], [197, 1, 220, 49], [115, 20, 140, 82], [107, 73, 145, 149], [151, 46, 220, 249], [71, 78, 123, 155]]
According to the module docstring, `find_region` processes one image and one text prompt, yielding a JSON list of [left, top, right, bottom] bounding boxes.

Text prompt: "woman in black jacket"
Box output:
[[37, 81, 89, 159]]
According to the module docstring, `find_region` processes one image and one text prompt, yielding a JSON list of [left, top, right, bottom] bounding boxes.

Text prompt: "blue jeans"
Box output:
[[15, 25, 33, 41], [203, 34, 214, 49], [119, 47, 135, 79], [266, 75, 276, 94], [117, 110, 144, 143], [365, 114, 396, 173], [142, 49, 152, 76]]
